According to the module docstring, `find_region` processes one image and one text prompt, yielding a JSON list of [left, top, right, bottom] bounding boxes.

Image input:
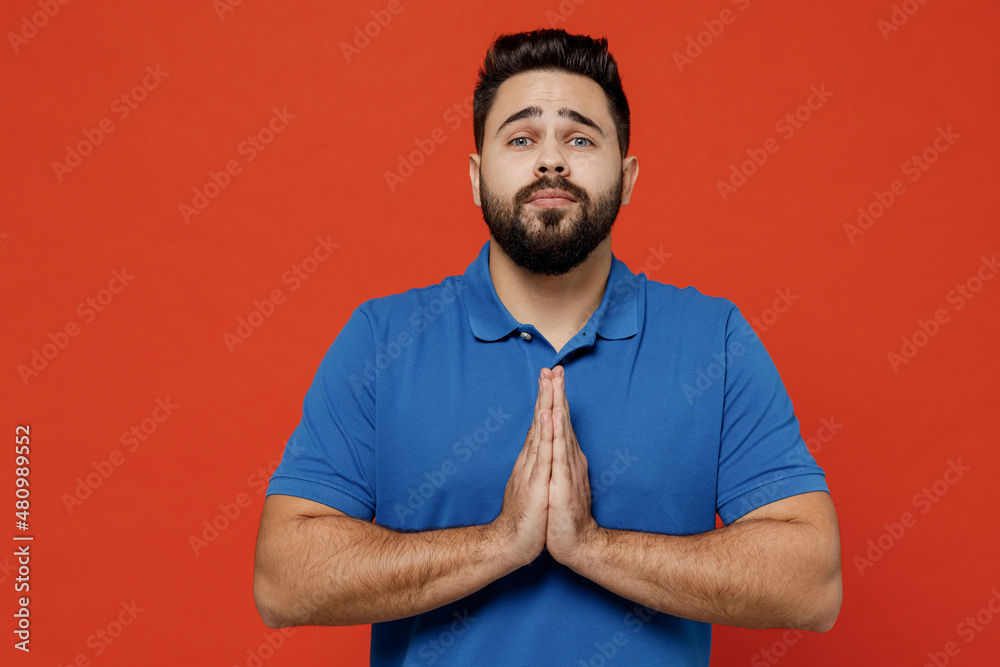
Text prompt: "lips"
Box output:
[[528, 188, 576, 203]]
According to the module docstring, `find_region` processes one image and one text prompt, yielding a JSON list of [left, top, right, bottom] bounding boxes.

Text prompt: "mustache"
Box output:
[[518, 177, 586, 203]]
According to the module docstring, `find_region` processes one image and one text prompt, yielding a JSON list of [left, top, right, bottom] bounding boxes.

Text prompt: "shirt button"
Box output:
[[520, 331, 532, 340]]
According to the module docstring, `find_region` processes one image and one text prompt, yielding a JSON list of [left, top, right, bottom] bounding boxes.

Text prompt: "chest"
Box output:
[[371, 339, 722, 535]]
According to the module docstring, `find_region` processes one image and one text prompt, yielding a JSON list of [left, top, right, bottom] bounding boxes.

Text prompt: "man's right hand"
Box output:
[[491, 368, 554, 568]]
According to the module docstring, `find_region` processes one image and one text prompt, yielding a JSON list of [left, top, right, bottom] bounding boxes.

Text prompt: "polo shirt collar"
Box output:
[[463, 240, 639, 342]]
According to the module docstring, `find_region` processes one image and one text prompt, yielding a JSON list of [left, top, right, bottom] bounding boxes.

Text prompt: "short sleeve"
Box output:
[[265, 307, 377, 521], [716, 306, 828, 524]]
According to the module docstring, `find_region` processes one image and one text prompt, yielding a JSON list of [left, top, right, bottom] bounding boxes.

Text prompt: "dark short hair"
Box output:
[[473, 28, 630, 159]]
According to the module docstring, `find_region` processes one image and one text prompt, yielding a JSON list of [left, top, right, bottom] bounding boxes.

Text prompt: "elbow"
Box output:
[[810, 574, 843, 633], [801, 553, 843, 633], [255, 566, 351, 628], [801, 515, 843, 633], [777, 532, 842, 633], [254, 570, 298, 629]]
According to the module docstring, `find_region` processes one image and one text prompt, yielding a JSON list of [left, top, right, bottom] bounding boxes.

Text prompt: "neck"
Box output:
[[488, 237, 612, 342]]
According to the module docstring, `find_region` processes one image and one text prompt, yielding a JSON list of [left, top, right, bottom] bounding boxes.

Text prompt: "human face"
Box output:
[[470, 69, 637, 276]]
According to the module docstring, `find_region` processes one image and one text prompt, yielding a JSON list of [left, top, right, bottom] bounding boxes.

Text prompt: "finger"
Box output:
[[561, 411, 575, 480], [531, 373, 545, 429], [527, 410, 544, 474], [528, 372, 558, 464], [553, 373, 567, 416], [553, 374, 575, 451], [533, 411, 553, 482], [540, 373, 554, 417], [524, 372, 547, 456], [556, 372, 581, 455], [535, 371, 547, 412], [551, 409, 568, 480], [524, 381, 538, 450], [552, 369, 570, 422]]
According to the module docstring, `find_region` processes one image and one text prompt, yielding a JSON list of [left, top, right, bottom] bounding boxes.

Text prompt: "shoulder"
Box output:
[[354, 272, 468, 330], [641, 275, 739, 331]]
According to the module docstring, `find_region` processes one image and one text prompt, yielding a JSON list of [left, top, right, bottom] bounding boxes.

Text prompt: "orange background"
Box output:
[[3, 0, 999, 665]]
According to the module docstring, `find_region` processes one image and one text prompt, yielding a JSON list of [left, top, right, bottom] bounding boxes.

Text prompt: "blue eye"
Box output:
[[509, 136, 593, 148]]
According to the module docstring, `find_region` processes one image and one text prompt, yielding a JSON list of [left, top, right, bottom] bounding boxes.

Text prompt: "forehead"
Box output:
[[488, 69, 611, 131]]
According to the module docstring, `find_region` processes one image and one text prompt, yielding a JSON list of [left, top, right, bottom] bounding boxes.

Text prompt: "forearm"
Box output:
[[257, 517, 515, 628], [566, 518, 841, 631]]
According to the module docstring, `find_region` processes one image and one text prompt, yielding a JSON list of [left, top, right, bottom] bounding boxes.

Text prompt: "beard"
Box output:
[[479, 169, 623, 276]]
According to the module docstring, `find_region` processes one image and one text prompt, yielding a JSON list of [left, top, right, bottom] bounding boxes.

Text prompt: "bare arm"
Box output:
[[253, 495, 517, 627], [541, 366, 842, 632], [253, 370, 558, 628], [562, 491, 843, 632]]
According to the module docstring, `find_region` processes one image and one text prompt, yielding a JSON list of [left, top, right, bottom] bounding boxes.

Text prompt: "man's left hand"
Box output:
[[544, 365, 603, 568]]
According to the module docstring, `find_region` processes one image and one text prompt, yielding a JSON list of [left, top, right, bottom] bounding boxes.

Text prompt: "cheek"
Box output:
[[569, 158, 614, 187], [482, 167, 522, 200]]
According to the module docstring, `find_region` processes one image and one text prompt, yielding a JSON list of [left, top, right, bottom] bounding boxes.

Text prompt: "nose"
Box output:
[[533, 136, 568, 178]]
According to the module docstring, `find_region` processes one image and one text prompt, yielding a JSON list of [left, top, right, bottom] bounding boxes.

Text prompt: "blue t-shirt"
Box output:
[[266, 239, 828, 666]]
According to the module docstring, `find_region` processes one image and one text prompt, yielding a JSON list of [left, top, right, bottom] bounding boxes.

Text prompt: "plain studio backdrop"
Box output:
[[2, 0, 998, 665]]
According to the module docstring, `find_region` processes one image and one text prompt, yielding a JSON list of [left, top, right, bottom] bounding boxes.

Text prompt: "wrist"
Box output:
[[481, 520, 525, 575], [563, 521, 608, 575]]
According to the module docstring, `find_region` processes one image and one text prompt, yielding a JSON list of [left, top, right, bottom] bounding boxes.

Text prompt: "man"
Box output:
[[253, 28, 842, 666]]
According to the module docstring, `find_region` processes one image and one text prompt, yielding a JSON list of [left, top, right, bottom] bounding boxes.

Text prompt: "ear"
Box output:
[[620, 155, 639, 206], [469, 153, 482, 207]]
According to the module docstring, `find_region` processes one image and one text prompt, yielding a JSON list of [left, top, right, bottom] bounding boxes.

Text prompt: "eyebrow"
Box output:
[[494, 105, 606, 139]]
